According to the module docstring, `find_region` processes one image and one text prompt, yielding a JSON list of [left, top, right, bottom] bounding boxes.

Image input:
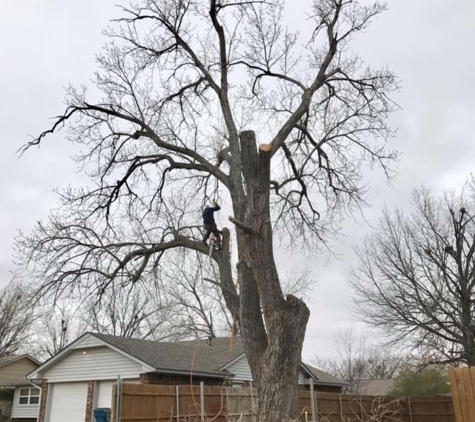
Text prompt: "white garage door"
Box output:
[[48, 382, 88, 422], [96, 381, 115, 408]]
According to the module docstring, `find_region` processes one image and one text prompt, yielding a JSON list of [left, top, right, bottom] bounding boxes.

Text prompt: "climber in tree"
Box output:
[[202, 199, 222, 250]]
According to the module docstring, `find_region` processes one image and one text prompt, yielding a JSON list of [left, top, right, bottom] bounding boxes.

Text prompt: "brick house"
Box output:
[[24, 333, 346, 422]]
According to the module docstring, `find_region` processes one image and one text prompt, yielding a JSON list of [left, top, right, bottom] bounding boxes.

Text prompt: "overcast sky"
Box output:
[[1, 0, 475, 361]]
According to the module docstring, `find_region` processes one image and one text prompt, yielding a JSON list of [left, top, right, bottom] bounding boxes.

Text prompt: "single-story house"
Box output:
[[0, 354, 41, 422], [20, 333, 346, 422]]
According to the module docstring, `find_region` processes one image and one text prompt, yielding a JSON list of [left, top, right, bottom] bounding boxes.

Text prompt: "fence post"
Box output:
[[115, 375, 122, 422], [200, 381, 205, 422], [309, 379, 316, 422], [176, 385, 180, 422], [315, 392, 319, 422], [408, 397, 413, 422], [250, 381, 256, 422], [339, 394, 343, 422]]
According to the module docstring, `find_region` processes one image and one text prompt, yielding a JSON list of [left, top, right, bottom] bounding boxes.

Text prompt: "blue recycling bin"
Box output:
[[94, 408, 111, 422]]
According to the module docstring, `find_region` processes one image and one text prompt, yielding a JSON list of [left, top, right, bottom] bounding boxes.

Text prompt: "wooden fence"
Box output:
[[112, 383, 455, 422], [449, 367, 475, 422]]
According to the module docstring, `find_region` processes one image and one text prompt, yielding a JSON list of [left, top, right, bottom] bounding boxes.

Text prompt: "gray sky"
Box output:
[[1, 0, 475, 361]]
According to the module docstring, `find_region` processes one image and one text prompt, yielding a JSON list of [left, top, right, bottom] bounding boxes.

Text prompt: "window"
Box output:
[[18, 388, 40, 405]]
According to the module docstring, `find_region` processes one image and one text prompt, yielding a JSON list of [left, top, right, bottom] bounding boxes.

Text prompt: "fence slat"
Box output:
[[449, 367, 475, 422]]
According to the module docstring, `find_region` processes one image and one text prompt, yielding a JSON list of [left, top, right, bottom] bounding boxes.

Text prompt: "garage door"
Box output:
[[48, 382, 88, 422], [96, 381, 115, 408]]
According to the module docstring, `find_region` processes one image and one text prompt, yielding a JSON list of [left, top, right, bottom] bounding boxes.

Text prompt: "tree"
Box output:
[[313, 327, 406, 393], [28, 305, 85, 360], [16, 1, 397, 420], [81, 279, 181, 340], [0, 283, 34, 356], [160, 251, 234, 339], [352, 182, 475, 366], [388, 367, 450, 397]]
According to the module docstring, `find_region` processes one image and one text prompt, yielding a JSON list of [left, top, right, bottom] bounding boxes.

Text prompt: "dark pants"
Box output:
[[203, 224, 222, 245]]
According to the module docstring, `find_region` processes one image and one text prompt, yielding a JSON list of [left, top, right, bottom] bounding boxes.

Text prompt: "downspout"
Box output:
[[26, 379, 42, 393], [26, 378, 43, 421]]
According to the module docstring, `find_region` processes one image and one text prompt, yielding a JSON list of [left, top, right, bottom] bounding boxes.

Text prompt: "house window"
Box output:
[[18, 388, 40, 405]]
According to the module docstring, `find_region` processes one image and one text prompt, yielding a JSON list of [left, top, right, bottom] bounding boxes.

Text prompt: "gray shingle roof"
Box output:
[[352, 379, 396, 395], [304, 364, 350, 386], [93, 333, 244, 377], [92, 333, 346, 386]]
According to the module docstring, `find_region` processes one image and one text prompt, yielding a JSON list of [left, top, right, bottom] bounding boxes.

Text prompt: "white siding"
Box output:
[[225, 355, 253, 382], [226, 355, 312, 385], [11, 387, 40, 419], [42, 347, 144, 382], [298, 370, 310, 385]]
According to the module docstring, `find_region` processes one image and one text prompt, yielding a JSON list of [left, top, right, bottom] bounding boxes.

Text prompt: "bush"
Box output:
[[388, 367, 450, 396]]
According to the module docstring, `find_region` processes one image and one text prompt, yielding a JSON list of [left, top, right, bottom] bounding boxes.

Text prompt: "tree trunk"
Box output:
[[255, 296, 310, 422], [234, 131, 310, 422]]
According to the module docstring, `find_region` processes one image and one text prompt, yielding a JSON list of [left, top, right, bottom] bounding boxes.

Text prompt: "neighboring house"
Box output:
[[351, 379, 396, 396], [0, 355, 41, 422], [24, 333, 347, 422]]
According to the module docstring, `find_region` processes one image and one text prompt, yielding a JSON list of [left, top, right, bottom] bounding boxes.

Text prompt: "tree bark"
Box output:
[[234, 131, 310, 422]]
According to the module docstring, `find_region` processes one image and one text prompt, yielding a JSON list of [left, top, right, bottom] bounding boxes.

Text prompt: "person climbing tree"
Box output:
[[202, 200, 222, 250]]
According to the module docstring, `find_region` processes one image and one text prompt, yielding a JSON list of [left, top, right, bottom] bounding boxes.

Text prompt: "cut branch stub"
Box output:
[[259, 143, 272, 153], [228, 216, 256, 235]]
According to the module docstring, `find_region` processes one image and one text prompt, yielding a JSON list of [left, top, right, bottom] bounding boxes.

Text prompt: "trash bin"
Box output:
[[94, 408, 111, 422]]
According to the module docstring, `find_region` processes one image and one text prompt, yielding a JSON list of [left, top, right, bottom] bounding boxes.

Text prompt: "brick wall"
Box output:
[[84, 381, 95, 422], [38, 379, 48, 422], [140, 372, 231, 386]]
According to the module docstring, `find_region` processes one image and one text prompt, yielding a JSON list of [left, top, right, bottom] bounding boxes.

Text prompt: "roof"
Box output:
[[27, 332, 346, 387], [304, 364, 350, 386], [352, 379, 396, 395], [0, 354, 40, 370], [94, 334, 346, 385], [93, 333, 243, 377]]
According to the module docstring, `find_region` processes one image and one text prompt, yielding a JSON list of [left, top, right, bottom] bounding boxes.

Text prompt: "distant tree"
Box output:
[[389, 367, 450, 397], [0, 283, 34, 355], [28, 305, 86, 360], [313, 327, 406, 392], [82, 280, 180, 341], [162, 251, 316, 339], [161, 252, 234, 339], [352, 182, 475, 366]]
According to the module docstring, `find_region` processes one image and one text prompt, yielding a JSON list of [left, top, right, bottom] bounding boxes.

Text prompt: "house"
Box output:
[[0, 354, 41, 422], [23, 333, 347, 422]]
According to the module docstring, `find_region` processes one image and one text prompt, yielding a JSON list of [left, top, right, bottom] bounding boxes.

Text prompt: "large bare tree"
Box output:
[[352, 182, 475, 366], [16, 1, 397, 420]]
